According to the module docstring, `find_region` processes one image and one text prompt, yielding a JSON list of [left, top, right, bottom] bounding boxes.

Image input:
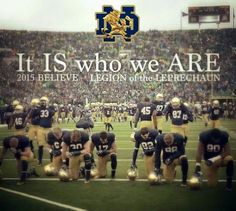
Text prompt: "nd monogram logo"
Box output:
[[96, 6, 139, 42]]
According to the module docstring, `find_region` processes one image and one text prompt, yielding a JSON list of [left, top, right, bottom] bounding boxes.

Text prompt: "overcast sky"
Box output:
[[0, 0, 235, 31]]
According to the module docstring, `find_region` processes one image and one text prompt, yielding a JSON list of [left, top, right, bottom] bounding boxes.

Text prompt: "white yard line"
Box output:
[[2, 178, 236, 183], [2, 159, 236, 162], [0, 187, 86, 211]]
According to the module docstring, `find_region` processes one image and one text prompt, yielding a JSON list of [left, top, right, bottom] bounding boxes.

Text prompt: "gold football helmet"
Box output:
[[31, 98, 40, 106], [148, 172, 162, 185], [127, 168, 138, 181], [15, 105, 24, 112], [188, 175, 201, 190], [44, 164, 57, 176], [212, 100, 219, 108], [171, 97, 180, 108], [156, 93, 164, 101], [58, 168, 70, 182]]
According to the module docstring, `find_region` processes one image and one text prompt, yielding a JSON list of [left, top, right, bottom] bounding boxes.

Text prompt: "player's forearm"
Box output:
[[132, 149, 138, 165], [154, 150, 161, 169]]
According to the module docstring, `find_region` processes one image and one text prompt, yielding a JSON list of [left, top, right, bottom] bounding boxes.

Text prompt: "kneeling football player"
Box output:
[[0, 135, 38, 185], [61, 130, 92, 183], [155, 133, 189, 186], [91, 131, 117, 179], [47, 127, 69, 173], [131, 127, 158, 178], [194, 128, 234, 191]]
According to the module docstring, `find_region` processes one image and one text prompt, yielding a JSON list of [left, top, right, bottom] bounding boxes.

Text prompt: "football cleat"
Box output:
[[171, 97, 180, 107], [147, 172, 161, 185], [127, 167, 138, 181], [58, 168, 70, 182], [188, 175, 201, 190], [44, 164, 57, 176]]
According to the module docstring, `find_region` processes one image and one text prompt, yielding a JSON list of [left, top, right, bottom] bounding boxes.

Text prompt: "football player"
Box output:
[[194, 128, 234, 191], [201, 101, 209, 127], [152, 93, 165, 134], [25, 98, 40, 155], [5, 100, 19, 129], [208, 100, 224, 128], [103, 104, 113, 131], [10, 104, 27, 135], [127, 103, 137, 129], [0, 135, 38, 185], [47, 127, 69, 172], [37, 96, 55, 165], [182, 102, 193, 145], [61, 130, 92, 183], [134, 96, 157, 130], [163, 97, 192, 137], [131, 127, 158, 177], [91, 131, 117, 179], [154, 133, 188, 186]]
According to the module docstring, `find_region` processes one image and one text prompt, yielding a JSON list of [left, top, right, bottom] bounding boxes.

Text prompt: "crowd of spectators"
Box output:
[[0, 29, 236, 105]]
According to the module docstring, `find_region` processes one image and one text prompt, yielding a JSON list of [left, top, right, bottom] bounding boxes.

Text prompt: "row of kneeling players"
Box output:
[[0, 127, 234, 191]]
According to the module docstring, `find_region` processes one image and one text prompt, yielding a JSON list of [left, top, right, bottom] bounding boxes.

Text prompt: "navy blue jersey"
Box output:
[[47, 131, 69, 151], [163, 103, 190, 126], [208, 107, 223, 120], [38, 106, 55, 128], [91, 133, 115, 154], [199, 130, 229, 160], [28, 108, 40, 125], [12, 112, 27, 129], [63, 131, 89, 152], [136, 102, 156, 121], [3, 135, 30, 151], [103, 107, 112, 117], [152, 100, 165, 116], [134, 129, 158, 155], [155, 133, 185, 169], [76, 118, 94, 129]]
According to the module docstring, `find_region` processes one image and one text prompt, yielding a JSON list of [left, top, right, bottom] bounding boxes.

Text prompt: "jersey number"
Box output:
[[70, 143, 83, 150], [173, 110, 182, 118], [98, 145, 108, 150], [141, 107, 151, 115], [141, 142, 154, 150], [165, 146, 178, 153], [15, 118, 23, 125], [207, 144, 220, 152], [40, 110, 49, 118], [156, 105, 164, 112]]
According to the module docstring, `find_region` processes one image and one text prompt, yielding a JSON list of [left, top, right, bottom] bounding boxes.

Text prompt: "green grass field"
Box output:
[[0, 119, 236, 211]]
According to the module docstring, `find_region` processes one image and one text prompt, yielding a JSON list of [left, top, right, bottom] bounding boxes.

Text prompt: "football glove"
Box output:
[[52, 149, 61, 157], [97, 150, 109, 156], [164, 158, 173, 166], [205, 159, 213, 167]]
